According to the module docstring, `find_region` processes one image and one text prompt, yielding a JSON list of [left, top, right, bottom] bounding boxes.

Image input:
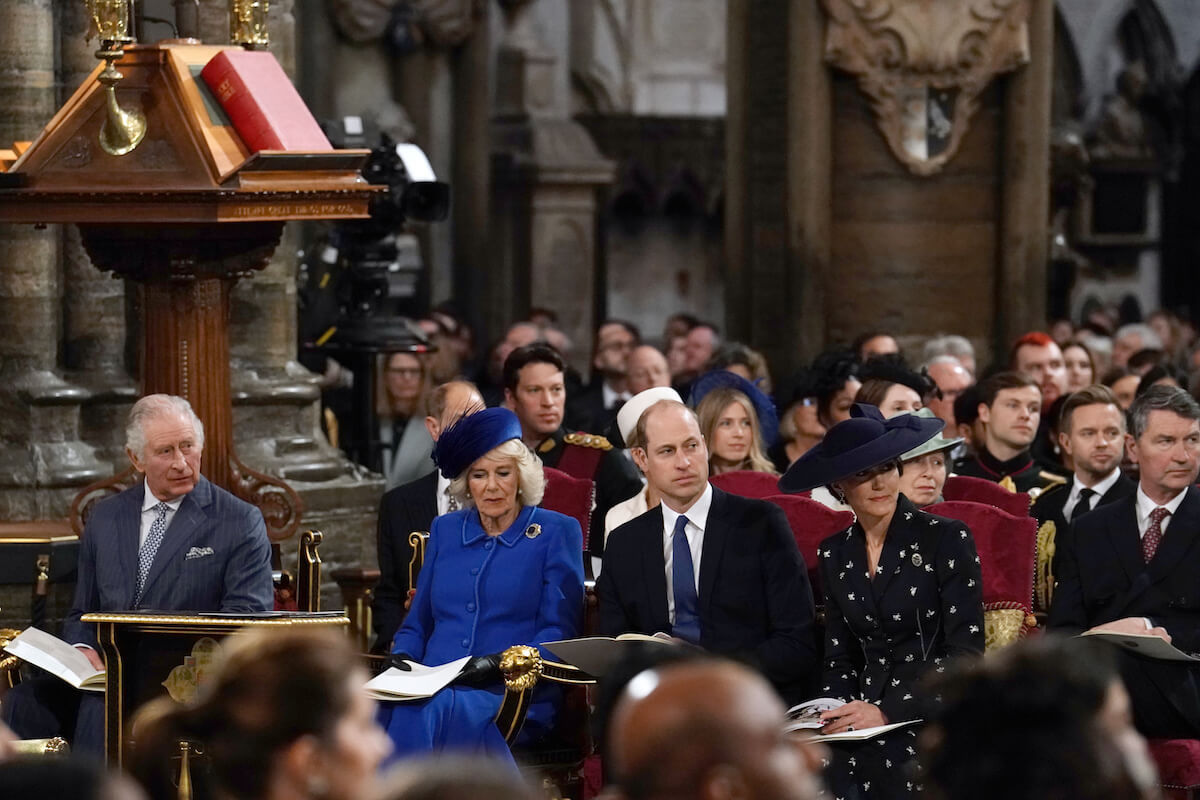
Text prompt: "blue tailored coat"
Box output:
[[379, 504, 584, 765]]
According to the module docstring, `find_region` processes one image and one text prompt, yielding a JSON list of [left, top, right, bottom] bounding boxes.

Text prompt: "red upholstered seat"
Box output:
[[925, 500, 1036, 609], [541, 467, 595, 547], [710, 469, 781, 499], [925, 500, 1036, 648], [942, 474, 1031, 518], [1150, 739, 1200, 795], [763, 493, 854, 596]]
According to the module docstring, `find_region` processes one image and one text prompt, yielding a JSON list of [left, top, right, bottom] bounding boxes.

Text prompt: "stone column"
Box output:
[[998, 0, 1054, 347], [0, 0, 105, 520], [490, 1, 613, 370], [726, 0, 827, 374]]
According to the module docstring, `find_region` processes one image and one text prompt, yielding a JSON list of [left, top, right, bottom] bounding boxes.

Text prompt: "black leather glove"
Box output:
[[453, 652, 503, 687], [386, 652, 416, 671]]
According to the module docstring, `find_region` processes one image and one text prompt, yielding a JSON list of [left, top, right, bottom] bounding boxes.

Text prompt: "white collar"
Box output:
[[661, 483, 714, 534], [142, 492, 184, 513], [1135, 484, 1188, 524], [1073, 467, 1122, 499]]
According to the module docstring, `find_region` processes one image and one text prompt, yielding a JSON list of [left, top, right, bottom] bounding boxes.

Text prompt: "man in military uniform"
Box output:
[[504, 344, 643, 557], [955, 371, 1066, 498]]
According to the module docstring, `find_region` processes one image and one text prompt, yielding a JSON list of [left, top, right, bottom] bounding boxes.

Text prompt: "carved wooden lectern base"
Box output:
[[68, 221, 303, 541]]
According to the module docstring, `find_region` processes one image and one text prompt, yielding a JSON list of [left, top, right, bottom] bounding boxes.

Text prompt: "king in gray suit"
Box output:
[[2, 394, 274, 753]]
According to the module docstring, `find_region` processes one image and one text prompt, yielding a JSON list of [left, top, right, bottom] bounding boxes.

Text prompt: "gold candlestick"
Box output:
[[84, 0, 147, 157], [231, 0, 270, 49]]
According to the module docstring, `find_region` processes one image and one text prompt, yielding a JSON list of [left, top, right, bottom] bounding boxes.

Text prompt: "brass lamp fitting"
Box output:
[[231, 0, 270, 49], [84, 0, 147, 156]]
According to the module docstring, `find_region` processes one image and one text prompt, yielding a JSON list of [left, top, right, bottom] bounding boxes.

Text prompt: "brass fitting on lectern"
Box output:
[[84, 0, 147, 157], [231, 0, 270, 49]]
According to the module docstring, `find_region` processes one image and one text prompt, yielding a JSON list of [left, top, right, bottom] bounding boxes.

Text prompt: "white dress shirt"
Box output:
[[602, 381, 632, 410], [1134, 485, 1188, 540], [660, 483, 713, 625], [1064, 468, 1123, 524], [139, 493, 183, 549], [435, 472, 455, 517]]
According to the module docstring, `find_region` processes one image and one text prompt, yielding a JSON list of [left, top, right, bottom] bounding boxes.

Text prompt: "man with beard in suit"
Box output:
[[372, 380, 485, 653], [1033, 385, 1136, 535], [597, 399, 817, 703], [1050, 385, 1200, 737]]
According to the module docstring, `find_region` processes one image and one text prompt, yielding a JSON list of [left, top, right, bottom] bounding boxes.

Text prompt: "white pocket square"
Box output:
[[185, 546, 214, 560]]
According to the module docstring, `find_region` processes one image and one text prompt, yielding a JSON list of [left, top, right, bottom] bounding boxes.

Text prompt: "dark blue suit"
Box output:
[[3, 476, 274, 752], [1049, 486, 1200, 737]]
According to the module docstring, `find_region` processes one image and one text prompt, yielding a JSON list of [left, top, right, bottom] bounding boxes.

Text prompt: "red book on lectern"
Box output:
[[200, 49, 331, 153]]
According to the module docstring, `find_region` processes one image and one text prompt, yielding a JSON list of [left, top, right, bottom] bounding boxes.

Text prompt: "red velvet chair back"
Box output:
[[710, 470, 780, 499], [541, 467, 596, 547], [763, 493, 854, 596], [942, 474, 1032, 518], [925, 500, 1035, 611]]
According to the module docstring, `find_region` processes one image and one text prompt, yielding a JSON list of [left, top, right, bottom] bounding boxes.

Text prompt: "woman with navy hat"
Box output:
[[780, 404, 985, 798], [378, 407, 584, 766]]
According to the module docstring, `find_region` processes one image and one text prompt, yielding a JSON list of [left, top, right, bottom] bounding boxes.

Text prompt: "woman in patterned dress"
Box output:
[[780, 404, 985, 798]]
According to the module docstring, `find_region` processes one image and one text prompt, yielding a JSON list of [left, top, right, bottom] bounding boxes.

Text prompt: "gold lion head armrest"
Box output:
[[494, 645, 596, 744]]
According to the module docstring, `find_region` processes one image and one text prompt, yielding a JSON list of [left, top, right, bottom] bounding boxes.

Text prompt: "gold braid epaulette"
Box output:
[[564, 432, 613, 451]]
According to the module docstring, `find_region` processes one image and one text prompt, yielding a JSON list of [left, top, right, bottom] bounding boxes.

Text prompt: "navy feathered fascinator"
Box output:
[[433, 406, 524, 480]]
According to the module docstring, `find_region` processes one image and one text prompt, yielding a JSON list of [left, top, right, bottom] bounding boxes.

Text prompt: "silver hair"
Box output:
[[125, 394, 206, 460], [448, 438, 546, 507], [922, 335, 975, 365], [1127, 385, 1200, 440], [1115, 323, 1163, 352]]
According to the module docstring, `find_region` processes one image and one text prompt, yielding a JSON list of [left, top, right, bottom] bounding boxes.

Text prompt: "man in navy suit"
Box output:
[[1032, 385, 1136, 538], [2, 394, 273, 753], [1050, 385, 1200, 737], [597, 399, 817, 703]]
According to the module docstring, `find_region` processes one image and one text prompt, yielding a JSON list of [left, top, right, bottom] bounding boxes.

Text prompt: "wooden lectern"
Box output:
[[81, 610, 348, 766], [0, 41, 381, 544]]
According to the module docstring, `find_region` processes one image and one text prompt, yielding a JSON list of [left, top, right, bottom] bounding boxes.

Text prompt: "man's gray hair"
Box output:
[[922, 335, 975, 366], [1115, 323, 1163, 351], [1127, 385, 1200, 440], [125, 394, 206, 460]]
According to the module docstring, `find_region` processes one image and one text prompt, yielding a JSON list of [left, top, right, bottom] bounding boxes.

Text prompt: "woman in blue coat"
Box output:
[[378, 407, 584, 767]]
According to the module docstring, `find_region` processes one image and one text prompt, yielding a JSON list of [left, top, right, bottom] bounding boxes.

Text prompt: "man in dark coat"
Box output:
[[1050, 386, 1200, 737], [597, 399, 818, 703]]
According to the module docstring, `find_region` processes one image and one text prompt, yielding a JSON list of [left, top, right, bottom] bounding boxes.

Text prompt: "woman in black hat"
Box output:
[[780, 405, 985, 798]]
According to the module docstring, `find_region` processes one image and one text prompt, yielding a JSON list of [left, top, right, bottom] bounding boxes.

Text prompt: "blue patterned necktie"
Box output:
[[134, 502, 171, 606], [671, 514, 701, 643]]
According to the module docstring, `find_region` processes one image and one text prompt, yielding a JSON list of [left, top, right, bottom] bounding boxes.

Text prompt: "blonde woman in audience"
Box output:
[[691, 372, 778, 476]]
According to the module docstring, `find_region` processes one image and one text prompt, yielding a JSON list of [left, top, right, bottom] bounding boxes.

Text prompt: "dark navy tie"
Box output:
[[671, 514, 701, 643]]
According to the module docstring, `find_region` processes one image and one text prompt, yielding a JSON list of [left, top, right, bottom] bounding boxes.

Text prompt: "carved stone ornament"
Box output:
[[822, 0, 1031, 175]]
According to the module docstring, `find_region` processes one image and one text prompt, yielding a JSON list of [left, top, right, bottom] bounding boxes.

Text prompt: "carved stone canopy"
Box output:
[[822, 0, 1032, 176]]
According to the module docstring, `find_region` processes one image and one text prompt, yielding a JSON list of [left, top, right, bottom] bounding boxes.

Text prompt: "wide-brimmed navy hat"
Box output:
[[778, 404, 944, 493], [433, 406, 523, 480], [689, 370, 779, 447]]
